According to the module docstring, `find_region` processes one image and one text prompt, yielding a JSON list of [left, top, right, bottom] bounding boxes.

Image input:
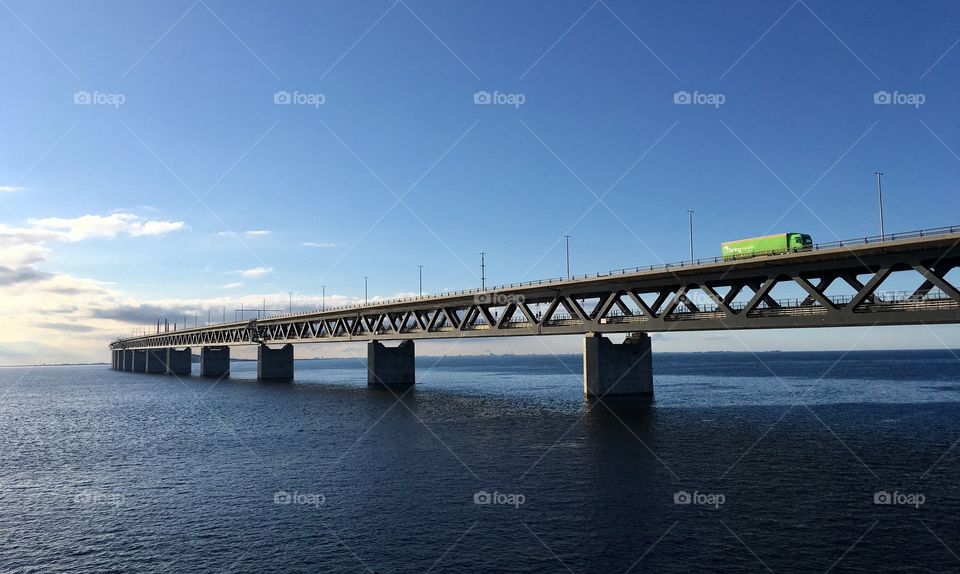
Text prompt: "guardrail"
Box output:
[[598, 289, 954, 319]]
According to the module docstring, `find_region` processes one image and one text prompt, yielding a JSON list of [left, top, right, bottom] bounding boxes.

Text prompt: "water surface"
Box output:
[[2, 350, 960, 572]]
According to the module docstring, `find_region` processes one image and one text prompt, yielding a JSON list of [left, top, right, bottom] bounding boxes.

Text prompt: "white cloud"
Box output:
[[129, 220, 185, 237], [222, 282, 244, 289], [27, 213, 185, 241], [302, 242, 338, 248], [0, 186, 23, 193], [0, 242, 49, 268], [240, 266, 272, 278], [0, 224, 61, 243], [0, 211, 187, 286]]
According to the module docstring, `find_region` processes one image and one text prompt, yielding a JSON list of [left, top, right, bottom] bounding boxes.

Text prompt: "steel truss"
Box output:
[[111, 234, 960, 350]]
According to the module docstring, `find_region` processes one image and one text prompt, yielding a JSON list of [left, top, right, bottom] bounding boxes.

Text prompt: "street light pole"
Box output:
[[875, 171, 885, 240], [418, 265, 423, 296], [564, 235, 571, 279], [480, 252, 486, 290], [687, 210, 695, 262], [322, 285, 326, 311], [288, 291, 293, 314], [364, 276, 368, 305]]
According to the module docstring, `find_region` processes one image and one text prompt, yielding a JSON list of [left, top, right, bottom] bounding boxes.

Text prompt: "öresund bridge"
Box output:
[[110, 226, 960, 396]]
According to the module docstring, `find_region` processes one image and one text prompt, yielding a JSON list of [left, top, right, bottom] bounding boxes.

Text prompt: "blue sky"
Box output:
[[1, 0, 959, 363]]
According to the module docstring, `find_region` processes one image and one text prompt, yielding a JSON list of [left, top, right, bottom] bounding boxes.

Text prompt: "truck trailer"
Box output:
[[721, 233, 812, 261]]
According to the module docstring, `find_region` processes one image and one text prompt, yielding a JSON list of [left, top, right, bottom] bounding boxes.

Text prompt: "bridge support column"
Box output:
[[368, 340, 415, 386], [123, 350, 133, 372], [145, 349, 166, 374], [111, 350, 118, 370], [200, 346, 230, 379], [258, 344, 293, 381], [583, 332, 653, 397], [167, 347, 192, 376], [132, 349, 147, 373]]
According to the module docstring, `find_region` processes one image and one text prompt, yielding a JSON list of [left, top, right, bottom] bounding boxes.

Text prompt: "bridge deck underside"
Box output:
[[112, 236, 960, 349]]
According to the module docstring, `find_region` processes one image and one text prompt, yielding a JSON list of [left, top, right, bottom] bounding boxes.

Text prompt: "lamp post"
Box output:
[[875, 171, 885, 240], [418, 265, 423, 296], [687, 210, 695, 262], [322, 285, 326, 311], [364, 276, 368, 305], [564, 235, 571, 279], [288, 291, 293, 314], [480, 252, 486, 290]]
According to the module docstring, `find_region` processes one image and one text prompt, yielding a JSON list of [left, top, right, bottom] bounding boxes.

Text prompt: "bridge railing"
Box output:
[[596, 288, 955, 319]]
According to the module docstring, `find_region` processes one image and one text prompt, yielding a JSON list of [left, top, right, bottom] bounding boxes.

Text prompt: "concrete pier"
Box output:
[[145, 349, 166, 374], [112, 350, 118, 370], [166, 348, 192, 376], [257, 344, 293, 381], [123, 350, 133, 372], [583, 332, 653, 397], [200, 346, 230, 379], [367, 340, 415, 386], [132, 349, 147, 373]]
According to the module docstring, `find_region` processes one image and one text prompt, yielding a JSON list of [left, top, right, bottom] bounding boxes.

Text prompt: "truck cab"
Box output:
[[790, 233, 813, 252]]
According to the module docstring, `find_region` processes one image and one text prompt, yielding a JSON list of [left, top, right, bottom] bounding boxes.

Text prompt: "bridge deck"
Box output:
[[111, 229, 960, 349]]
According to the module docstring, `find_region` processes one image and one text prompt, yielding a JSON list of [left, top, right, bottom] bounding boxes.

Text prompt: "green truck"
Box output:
[[722, 233, 813, 260]]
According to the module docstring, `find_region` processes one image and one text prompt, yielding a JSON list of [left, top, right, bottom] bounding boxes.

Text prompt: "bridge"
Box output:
[[111, 226, 960, 396]]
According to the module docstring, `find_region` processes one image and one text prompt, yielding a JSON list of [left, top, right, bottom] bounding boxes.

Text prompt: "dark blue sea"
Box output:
[[3, 350, 960, 573]]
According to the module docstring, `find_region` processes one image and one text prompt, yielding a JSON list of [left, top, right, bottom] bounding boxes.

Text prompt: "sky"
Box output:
[[1, 0, 959, 364]]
